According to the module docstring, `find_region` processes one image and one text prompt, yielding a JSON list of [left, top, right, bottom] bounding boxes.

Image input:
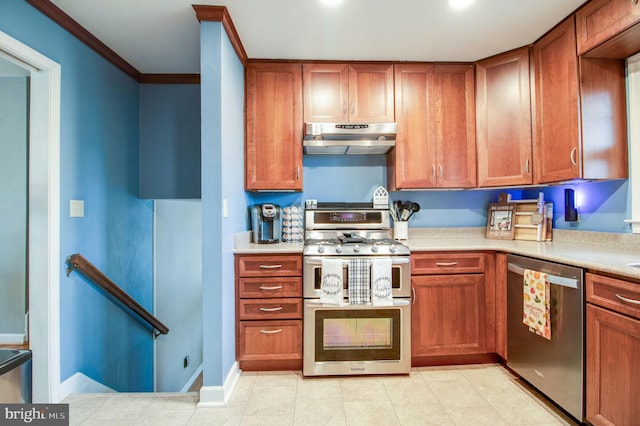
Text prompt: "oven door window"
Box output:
[[314, 309, 401, 361]]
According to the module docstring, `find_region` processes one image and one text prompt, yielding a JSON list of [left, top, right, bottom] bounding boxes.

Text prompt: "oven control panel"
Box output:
[[305, 209, 390, 230]]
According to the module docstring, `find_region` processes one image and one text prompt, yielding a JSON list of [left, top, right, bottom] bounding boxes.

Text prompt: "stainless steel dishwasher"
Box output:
[[506, 254, 584, 422]]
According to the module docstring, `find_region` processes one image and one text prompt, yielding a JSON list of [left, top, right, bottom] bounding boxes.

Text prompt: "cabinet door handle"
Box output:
[[296, 165, 300, 180], [570, 147, 577, 166], [525, 158, 530, 174], [259, 306, 284, 312], [439, 165, 443, 178], [259, 264, 282, 269], [615, 293, 640, 306], [259, 329, 283, 334], [412, 287, 416, 304], [432, 164, 436, 178], [436, 262, 458, 267], [259, 285, 283, 291]]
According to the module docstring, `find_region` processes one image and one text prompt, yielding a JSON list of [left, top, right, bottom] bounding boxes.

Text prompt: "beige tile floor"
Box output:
[[64, 364, 579, 426]]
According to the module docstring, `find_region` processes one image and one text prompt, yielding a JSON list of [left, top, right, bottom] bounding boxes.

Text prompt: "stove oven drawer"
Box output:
[[238, 277, 302, 298], [412, 252, 486, 275], [238, 298, 303, 320], [238, 320, 302, 361], [236, 255, 302, 277]]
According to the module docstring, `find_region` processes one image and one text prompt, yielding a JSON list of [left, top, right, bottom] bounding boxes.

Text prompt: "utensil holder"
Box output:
[[394, 221, 408, 240]]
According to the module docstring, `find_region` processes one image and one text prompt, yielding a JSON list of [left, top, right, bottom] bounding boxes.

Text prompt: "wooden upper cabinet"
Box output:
[[389, 63, 476, 189], [476, 48, 533, 187], [303, 63, 394, 123], [533, 16, 628, 184], [303, 63, 349, 123], [389, 64, 437, 189], [434, 64, 477, 188], [245, 62, 303, 191], [576, 0, 640, 56], [533, 16, 581, 184]]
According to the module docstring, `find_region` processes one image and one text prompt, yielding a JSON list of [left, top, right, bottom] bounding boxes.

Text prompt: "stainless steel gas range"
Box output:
[[302, 202, 411, 377]]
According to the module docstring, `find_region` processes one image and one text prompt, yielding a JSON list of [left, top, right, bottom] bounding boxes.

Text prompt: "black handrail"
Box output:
[[66, 254, 169, 337]]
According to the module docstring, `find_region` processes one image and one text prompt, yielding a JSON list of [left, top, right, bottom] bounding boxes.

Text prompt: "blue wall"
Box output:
[[0, 76, 28, 336], [200, 21, 246, 387], [524, 180, 630, 233], [250, 155, 632, 234], [0, 0, 154, 391], [139, 84, 201, 199], [249, 155, 509, 229]]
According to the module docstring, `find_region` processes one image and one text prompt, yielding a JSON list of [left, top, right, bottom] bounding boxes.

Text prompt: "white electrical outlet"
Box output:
[[70, 200, 84, 217], [223, 199, 228, 218]]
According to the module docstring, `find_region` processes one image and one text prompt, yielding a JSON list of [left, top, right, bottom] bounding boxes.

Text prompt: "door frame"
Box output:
[[0, 31, 61, 403]]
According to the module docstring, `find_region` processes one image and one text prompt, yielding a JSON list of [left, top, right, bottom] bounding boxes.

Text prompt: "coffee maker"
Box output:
[[250, 204, 282, 244]]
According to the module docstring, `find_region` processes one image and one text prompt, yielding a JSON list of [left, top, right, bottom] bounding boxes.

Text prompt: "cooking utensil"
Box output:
[[406, 202, 420, 220], [400, 202, 412, 221]]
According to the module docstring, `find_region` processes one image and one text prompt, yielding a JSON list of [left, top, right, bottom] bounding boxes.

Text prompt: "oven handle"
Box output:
[[304, 299, 410, 308], [304, 258, 410, 266]]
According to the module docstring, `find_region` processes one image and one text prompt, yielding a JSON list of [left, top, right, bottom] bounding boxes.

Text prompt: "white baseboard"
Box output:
[[181, 363, 203, 393], [197, 362, 240, 407], [59, 372, 115, 400], [0, 333, 25, 344]]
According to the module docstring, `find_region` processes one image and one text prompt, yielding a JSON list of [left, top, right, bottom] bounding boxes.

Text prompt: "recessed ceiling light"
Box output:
[[449, 0, 475, 10], [320, 0, 344, 7]]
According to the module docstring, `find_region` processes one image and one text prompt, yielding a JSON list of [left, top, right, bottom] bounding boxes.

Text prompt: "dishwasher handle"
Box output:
[[507, 263, 579, 289]]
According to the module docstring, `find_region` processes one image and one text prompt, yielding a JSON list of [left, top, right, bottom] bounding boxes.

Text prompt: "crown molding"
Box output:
[[26, 0, 202, 84], [25, 0, 141, 81], [193, 5, 248, 67]]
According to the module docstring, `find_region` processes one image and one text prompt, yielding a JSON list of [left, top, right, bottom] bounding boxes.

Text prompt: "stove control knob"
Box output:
[[371, 245, 379, 253], [389, 244, 397, 254], [317, 245, 325, 254], [335, 245, 343, 253], [353, 244, 360, 253]]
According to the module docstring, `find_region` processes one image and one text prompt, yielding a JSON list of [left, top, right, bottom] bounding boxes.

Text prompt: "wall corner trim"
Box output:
[[196, 362, 241, 407], [192, 5, 248, 67]]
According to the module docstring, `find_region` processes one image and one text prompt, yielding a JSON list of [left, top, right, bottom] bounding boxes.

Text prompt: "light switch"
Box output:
[[223, 199, 228, 218], [70, 200, 84, 218]]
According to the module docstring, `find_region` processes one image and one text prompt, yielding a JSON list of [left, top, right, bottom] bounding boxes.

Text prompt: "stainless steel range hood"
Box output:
[[303, 122, 397, 154]]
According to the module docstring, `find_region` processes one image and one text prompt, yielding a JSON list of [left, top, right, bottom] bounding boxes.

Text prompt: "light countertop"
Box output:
[[234, 228, 640, 281]]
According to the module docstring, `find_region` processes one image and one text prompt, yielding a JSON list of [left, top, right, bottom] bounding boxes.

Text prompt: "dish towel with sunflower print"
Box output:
[[523, 269, 551, 340]]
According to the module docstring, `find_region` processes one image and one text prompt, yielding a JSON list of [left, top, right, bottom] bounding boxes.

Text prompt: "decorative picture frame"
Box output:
[[486, 202, 516, 240]]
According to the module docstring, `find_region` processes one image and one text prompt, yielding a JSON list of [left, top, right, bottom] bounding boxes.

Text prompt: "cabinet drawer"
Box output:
[[238, 298, 302, 320], [238, 320, 302, 360], [238, 277, 302, 298], [412, 252, 485, 275], [587, 273, 640, 320], [237, 255, 302, 277]]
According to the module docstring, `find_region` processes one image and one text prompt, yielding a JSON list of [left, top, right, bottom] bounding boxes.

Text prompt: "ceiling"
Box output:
[[48, 0, 588, 74]]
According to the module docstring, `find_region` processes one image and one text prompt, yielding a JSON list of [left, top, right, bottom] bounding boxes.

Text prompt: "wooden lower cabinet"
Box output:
[[411, 252, 495, 365], [586, 272, 640, 425], [237, 320, 303, 369], [235, 254, 303, 370], [412, 274, 487, 357], [586, 304, 640, 425]]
